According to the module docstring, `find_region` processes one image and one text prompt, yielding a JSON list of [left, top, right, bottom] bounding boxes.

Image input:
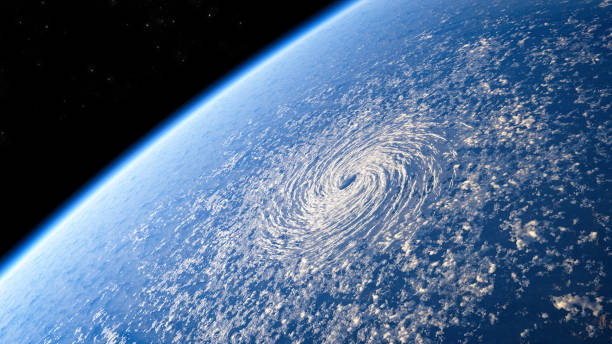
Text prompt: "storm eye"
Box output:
[[338, 174, 357, 190]]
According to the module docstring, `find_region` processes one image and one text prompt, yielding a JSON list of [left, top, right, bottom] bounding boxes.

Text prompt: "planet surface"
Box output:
[[1, 0, 611, 342]]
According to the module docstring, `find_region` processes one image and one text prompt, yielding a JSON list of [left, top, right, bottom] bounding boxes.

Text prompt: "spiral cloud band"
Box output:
[[252, 114, 453, 266]]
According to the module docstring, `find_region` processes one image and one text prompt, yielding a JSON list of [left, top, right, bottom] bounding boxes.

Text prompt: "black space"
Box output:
[[0, 0, 338, 261]]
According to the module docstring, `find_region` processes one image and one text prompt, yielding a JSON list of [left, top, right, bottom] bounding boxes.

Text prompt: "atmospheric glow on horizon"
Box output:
[[0, 0, 363, 287]]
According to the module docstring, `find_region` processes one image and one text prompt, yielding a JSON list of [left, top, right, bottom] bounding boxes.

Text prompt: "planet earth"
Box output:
[[1, 0, 611, 342]]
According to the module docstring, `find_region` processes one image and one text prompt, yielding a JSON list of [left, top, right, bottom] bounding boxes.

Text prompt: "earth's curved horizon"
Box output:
[[1, 0, 610, 342]]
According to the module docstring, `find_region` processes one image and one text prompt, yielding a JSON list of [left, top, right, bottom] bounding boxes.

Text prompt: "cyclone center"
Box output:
[[338, 173, 357, 190]]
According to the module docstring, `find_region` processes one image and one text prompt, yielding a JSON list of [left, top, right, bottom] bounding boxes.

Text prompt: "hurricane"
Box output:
[[251, 113, 454, 266]]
